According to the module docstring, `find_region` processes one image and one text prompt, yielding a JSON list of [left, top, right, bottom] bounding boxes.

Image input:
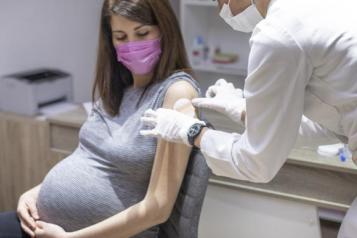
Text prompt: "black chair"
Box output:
[[158, 149, 211, 238]]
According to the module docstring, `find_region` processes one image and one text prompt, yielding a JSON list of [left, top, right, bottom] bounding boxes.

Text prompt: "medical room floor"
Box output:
[[320, 220, 340, 238]]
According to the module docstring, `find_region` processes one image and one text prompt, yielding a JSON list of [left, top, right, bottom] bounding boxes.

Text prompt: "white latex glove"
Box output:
[[140, 98, 205, 146], [192, 79, 246, 127]]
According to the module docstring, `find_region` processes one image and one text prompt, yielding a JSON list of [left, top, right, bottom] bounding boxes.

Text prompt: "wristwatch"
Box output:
[[187, 121, 214, 147]]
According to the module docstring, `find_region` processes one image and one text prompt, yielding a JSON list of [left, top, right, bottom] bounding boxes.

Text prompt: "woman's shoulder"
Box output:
[[164, 71, 199, 93], [166, 70, 194, 81], [162, 71, 199, 108]]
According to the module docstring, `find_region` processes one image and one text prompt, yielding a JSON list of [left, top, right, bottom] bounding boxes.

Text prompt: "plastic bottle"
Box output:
[[192, 36, 205, 65], [338, 144, 352, 162]]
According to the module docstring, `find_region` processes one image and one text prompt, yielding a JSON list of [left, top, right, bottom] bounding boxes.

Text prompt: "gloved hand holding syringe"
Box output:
[[140, 78, 246, 146]]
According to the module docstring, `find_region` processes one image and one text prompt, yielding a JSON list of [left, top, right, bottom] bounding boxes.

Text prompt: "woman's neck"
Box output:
[[132, 73, 153, 88]]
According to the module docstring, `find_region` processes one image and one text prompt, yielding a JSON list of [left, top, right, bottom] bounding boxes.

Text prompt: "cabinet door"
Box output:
[[0, 114, 51, 211], [199, 184, 322, 238], [0, 117, 10, 211], [48, 149, 71, 166]]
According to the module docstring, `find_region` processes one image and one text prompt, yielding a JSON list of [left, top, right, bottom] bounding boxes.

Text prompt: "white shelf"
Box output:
[[193, 63, 247, 77], [181, 0, 250, 88]]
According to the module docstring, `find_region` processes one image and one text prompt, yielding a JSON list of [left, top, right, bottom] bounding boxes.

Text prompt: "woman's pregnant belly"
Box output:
[[37, 150, 143, 232]]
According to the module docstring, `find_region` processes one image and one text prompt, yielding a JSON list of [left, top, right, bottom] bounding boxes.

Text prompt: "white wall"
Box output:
[[170, 0, 180, 18], [0, 0, 180, 103], [0, 0, 103, 103]]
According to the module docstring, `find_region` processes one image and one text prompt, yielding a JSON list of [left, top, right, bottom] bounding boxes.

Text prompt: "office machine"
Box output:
[[0, 69, 73, 116]]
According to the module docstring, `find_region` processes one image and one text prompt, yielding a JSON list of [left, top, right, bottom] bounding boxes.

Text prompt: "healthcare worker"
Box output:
[[141, 0, 357, 237]]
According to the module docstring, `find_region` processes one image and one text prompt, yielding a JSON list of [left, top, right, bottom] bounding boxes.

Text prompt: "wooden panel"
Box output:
[[50, 124, 80, 153], [0, 113, 52, 211], [49, 149, 71, 165], [0, 117, 10, 211], [47, 106, 87, 128]]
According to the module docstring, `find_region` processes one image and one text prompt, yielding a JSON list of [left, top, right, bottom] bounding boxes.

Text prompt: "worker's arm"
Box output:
[[195, 115, 341, 149], [43, 81, 198, 238], [294, 115, 341, 148], [195, 23, 312, 183]]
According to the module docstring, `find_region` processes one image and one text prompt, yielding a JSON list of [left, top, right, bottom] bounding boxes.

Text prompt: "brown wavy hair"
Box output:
[[92, 0, 192, 116]]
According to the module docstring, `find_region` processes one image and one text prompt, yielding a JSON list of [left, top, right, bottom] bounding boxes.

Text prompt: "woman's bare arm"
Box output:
[[67, 81, 198, 238]]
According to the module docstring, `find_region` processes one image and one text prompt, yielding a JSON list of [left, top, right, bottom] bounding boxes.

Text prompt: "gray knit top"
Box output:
[[37, 72, 200, 237]]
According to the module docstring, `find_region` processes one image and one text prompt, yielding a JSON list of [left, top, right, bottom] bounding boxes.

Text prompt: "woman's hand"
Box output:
[[34, 221, 69, 238], [17, 187, 41, 237]]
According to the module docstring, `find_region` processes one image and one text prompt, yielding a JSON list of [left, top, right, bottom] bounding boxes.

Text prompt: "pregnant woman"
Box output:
[[0, 0, 202, 237]]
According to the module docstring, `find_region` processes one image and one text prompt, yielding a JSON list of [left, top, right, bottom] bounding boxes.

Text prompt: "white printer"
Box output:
[[0, 69, 73, 116]]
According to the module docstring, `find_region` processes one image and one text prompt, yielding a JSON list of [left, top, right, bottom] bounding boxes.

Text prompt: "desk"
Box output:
[[0, 112, 51, 211], [48, 107, 357, 211], [48, 106, 86, 158], [47, 107, 357, 238]]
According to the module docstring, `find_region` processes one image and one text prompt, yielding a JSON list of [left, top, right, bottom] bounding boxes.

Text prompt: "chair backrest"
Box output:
[[158, 148, 211, 238]]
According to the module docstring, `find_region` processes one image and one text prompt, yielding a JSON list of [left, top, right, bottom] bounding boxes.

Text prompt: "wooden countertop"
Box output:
[[47, 106, 87, 128], [289, 147, 357, 175], [47, 107, 357, 210], [47, 106, 357, 174]]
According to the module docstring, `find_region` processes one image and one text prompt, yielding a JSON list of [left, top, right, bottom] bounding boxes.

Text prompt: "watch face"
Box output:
[[188, 124, 201, 137]]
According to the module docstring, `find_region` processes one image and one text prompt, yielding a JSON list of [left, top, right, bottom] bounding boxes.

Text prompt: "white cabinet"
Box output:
[[180, 0, 250, 91], [199, 184, 322, 238]]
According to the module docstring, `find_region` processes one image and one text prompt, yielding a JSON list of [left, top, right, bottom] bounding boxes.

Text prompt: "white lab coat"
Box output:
[[199, 0, 357, 235], [201, 0, 357, 183]]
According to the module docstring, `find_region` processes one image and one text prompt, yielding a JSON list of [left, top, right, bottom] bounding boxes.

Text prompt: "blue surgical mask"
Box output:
[[219, 0, 264, 33]]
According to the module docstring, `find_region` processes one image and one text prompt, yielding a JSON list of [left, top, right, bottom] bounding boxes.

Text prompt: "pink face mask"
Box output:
[[116, 38, 162, 75]]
